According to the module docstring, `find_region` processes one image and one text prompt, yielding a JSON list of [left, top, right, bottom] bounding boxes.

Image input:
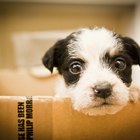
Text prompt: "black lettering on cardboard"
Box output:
[[18, 102, 24, 118]]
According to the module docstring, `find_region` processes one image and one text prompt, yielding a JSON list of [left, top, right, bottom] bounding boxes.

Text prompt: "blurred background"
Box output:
[[0, 0, 140, 95], [1, 0, 140, 69]]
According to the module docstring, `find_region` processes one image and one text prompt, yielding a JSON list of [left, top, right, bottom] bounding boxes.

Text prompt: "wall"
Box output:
[[0, 2, 135, 68]]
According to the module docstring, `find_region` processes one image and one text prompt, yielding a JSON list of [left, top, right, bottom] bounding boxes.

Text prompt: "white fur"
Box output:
[[55, 28, 139, 116], [68, 28, 120, 58]]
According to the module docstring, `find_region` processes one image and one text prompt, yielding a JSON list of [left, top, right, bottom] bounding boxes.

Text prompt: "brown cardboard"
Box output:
[[0, 96, 140, 140], [0, 96, 53, 140], [0, 70, 140, 140]]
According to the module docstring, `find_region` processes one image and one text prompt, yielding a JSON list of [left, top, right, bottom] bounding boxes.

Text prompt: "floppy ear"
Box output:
[[42, 39, 65, 73], [122, 37, 140, 66], [42, 46, 55, 73]]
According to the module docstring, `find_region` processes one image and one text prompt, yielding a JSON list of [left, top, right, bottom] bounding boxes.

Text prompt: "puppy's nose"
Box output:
[[93, 82, 112, 99]]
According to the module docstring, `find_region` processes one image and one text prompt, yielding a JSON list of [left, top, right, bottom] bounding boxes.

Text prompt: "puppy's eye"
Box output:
[[69, 61, 83, 75], [113, 57, 126, 71]]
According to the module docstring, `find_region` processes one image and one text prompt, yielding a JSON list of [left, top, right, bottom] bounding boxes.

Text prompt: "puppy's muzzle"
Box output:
[[93, 82, 112, 99]]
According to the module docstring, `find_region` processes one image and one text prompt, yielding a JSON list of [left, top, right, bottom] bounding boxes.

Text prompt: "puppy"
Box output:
[[42, 27, 140, 116]]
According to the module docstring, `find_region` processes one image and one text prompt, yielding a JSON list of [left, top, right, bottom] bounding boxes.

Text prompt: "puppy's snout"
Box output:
[[93, 82, 112, 99]]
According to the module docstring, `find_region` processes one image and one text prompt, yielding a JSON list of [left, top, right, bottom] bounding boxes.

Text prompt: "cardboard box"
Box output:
[[0, 70, 140, 140], [1, 96, 140, 140]]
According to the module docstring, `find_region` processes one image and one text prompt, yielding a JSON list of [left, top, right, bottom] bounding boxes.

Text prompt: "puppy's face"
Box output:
[[43, 28, 140, 115]]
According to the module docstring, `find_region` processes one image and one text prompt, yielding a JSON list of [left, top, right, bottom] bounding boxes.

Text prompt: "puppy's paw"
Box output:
[[129, 84, 140, 102]]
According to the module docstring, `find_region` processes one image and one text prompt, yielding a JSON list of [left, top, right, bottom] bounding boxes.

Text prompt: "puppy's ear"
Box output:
[[122, 37, 140, 66], [42, 46, 55, 73], [42, 39, 65, 73]]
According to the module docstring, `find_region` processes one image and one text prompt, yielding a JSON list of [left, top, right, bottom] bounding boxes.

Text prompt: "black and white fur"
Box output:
[[42, 27, 140, 116]]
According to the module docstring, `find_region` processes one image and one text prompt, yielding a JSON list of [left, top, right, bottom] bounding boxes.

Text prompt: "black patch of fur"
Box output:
[[42, 33, 81, 86], [42, 39, 67, 73], [102, 36, 140, 87], [120, 36, 140, 66], [103, 51, 133, 86]]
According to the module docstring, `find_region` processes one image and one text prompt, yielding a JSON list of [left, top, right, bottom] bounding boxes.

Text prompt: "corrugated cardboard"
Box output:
[[0, 70, 140, 140], [0, 96, 140, 140]]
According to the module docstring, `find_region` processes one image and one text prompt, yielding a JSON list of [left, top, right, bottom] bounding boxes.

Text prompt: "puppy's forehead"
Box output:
[[68, 28, 121, 59]]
